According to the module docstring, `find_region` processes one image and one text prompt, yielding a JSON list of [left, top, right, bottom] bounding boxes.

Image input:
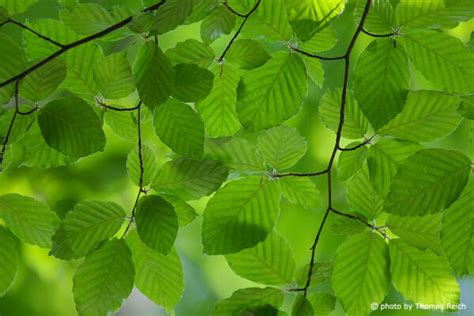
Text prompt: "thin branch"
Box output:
[[272, 169, 328, 178], [0, 0, 167, 88], [218, 0, 261, 62], [290, 46, 345, 61], [338, 135, 374, 151], [6, 19, 64, 47], [96, 99, 141, 112], [14, 80, 38, 116], [330, 208, 390, 240], [224, 1, 246, 18], [0, 110, 18, 168], [362, 28, 398, 38]]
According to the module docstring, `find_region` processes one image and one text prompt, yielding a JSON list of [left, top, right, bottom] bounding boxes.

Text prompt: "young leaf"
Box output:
[[153, 98, 205, 159], [237, 52, 307, 131], [126, 145, 159, 187], [0, 227, 19, 295], [354, 38, 410, 130], [225, 233, 296, 285], [384, 149, 470, 216], [0, 34, 26, 103], [286, 0, 345, 23], [337, 142, 367, 181], [73, 239, 135, 316], [202, 177, 280, 254], [330, 216, 366, 236], [212, 287, 284, 316], [126, 231, 184, 314], [38, 97, 106, 157], [347, 167, 383, 219], [308, 292, 336, 316], [134, 43, 174, 109], [135, 195, 178, 255], [20, 59, 66, 102], [0, 194, 59, 248], [332, 231, 390, 316], [389, 239, 460, 306], [60, 3, 118, 36], [225, 39, 271, 70], [185, 0, 218, 24], [378, 90, 462, 142], [104, 110, 137, 143], [152, 158, 229, 201], [161, 195, 197, 227], [51, 201, 126, 259], [299, 26, 337, 53], [166, 39, 215, 68], [200, 5, 235, 43], [196, 65, 241, 137], [279, 177, 321, 210], [291, 295, 314, 316], [257, 126, 307, 170], [171, 63, 214, 102], [441, 181, 474, 276], [302, 56, 324, 87], [151, 0, 193, 35], [94, 52, 135, 99], [355, 0, 396, 34]]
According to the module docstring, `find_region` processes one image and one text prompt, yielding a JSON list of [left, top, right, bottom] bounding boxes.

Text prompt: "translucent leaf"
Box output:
[[257, 126, 307, 170], [20, 59, 66, 102], [51, 201, 126, 259], [0, 194, 59, 248], [355, 0, 396, 34], [151, 0, 193, 35], [308, 292, 336, 316], [0, 109, 33, 144], [202, 177, 280, 254], [134, 43, 174, 109], [0, 0, 36, 15], [104, 110, 137, 143], [60, 3, 118, 36], [0, 227, 19, 295], [337, 142, 367, 181], [172, 63, 214, 102], [354, 39, 410, 130], [389, 239, 460, 306], [73, 239, 135, 316], [225, 233, 296, 285], [332, 231, 390, 316], [94, 52, 135, 99], [378, 90, 462, 142], [399, 30, 474, 93], [302, 56, 324, 87], [226, 39, 271, 70], [0, 34, 26, 103], [384, 149, 470, 216], [196, 65, 241, 137], [153, 98, 204, 158], [152, 158, 229, 201], [126, 231, 184, 314], [186, 0, 218, 24], [319, 89, 370, 139], [295, 261, 332, 287], [299, 26, 337, 53], [166, 39, 215, 68], [441, 181, 474, 276], [330, 216, 366, 236], [212, 287, 283, 316], [161, 195, 197, 227], [286, 0, 345, 23], [347, 167, 383, 219], [200, 5, 235, 43], [237, 53, 307, 131], [126, 145, 159, 187], [291, 295, 313, 316], [279, 177, 321, 210], [38, 97, 106, 157]]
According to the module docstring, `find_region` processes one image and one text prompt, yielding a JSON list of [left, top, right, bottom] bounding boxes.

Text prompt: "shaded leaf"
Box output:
[[0, 227, 19, 295], [166, 39, 215, 68], [279, 177, 320, 209], [226, 39, 271, 70], [213, 287, 284, 316], [172, 63, 214, 102], [126, 145, 159, 187], [94, 52, 135, 99]]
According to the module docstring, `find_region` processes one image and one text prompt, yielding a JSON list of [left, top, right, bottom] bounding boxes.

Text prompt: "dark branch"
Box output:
[[272, 169, 328, 178], [338, 135, 374, 151], [6, 19, 64, 47], [96, 99, 141, 112], [0, 0, 167, 88], [224, 1, 247, 18], [0, 110, 18, 168], [362, 28, 398, 38], [330, 208, 390, 240], [290, 46, 345, 61], [14, 80, 38, 116]]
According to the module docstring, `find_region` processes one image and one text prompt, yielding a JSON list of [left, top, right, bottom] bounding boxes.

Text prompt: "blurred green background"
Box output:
[[0, 0, 473, 315]]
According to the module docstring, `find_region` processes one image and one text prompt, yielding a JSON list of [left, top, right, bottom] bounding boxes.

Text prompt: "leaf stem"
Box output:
[[337, 135, 374, 151]]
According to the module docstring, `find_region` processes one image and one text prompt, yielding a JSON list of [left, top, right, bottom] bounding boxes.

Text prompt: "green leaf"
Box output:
[[201, 5, 235, 43], [291, 295, 313, 316], [441, 181, 474, 276], [104, 110, 137, 143], [355, 0, 396, 34], [354, 39, 410, 130], [126, 231, 184, 314], [287, 0, 345, 23], [151, 0, 193, 35], [302, 56, 324, 87], [459, 96, 474, 120], [237, 53, 307, 131], [384, 149, 470, 216], [135, 195, 178, 255], [51, 201, 126, 260], [134, 43, 174, 109], [378, 90, 462, 142], [213, 287, 284, 316], [0, 194, 59, 248], [0, 34, 26, 103], [257, 126, 307, 170], [386, 213, 443, 253], [196, 65, 241, 137], [367, 139, 422, 197], [308, 292, 336, 316], [337, 142, 367, 181], [389, 239, 460, 306], [0, 109, 33, 144], [295, 261, 332, 288], [152, 158, 229, 201], [153, 98, 204, 158], [73, 239, 135, 316], [94, 52, 135, 99], [399, 30, 474, 93], [319, 89, 370, 139], [204, 137, 266, 172], [60, 3, 117, 36], [299, 26, 337, 53], [202, 177, 280, 254], [332, 231, 390, 316], [225, 233, 296, 285], [396, 0, 474, 29], [279, 177, 321, 209], [161, 195, 197, 227], [0, 0, 36, 15], [166, 39, 215, 68], [226, 39, 271, 70], [172, 63, 214, 102], [126, 145, 159, 187], [38, 97, 106, 157], [0, 227, 19, 295], [20, 59, 66, 102], [330, 216, 366, 236], [186, 0, 218, 24], [347, 167, 383, 219]]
